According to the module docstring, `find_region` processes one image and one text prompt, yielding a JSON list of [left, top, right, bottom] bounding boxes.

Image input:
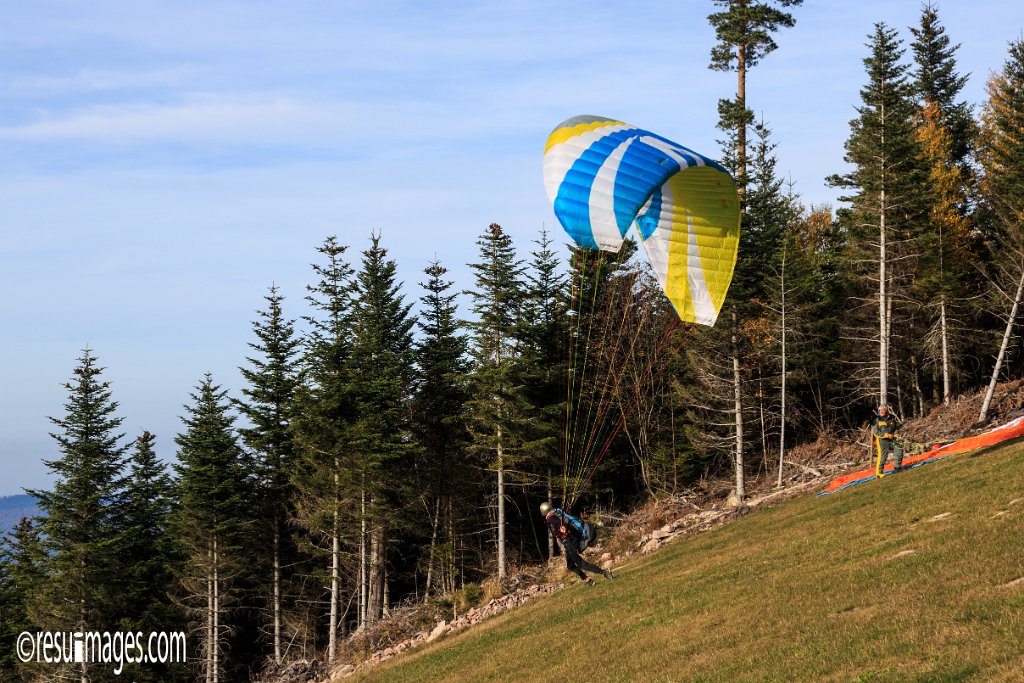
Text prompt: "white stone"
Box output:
[[428, 621, 447, 642]]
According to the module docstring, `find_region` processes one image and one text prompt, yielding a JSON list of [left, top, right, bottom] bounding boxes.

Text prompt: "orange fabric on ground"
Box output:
[[819, 415, 1024, 495]]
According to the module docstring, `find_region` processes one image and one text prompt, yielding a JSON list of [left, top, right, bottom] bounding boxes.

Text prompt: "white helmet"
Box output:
[[539, 501, 553, 516]]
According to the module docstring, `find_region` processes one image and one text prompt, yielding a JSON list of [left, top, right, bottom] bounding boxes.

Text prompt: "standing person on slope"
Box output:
[[540, 502, 613, 585], [872, 404, 904, 477]]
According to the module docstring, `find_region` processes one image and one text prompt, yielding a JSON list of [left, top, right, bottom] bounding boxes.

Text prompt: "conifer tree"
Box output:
[[118, 431, 178, 681], [911, 2, 975, 406], [708, 0, 802, 502], [25, 349, 128, 682], [236, 286, 301, 664], [829, 23, 929, 407], [911, 2, 973, 169], [708, 0, 803, 199], [518, 227, 567, 557], [348, 232, 415, 626], [0, 518, 45, 681], [291, 237, 354, 664], [977, 39, 1024, 422], [173, 374, 252, 683], [466, 223, 525, 581], [411, 259, 470, 596]]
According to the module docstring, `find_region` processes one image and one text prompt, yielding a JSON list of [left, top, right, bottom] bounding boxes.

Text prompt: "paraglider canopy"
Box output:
[[543, 115, 741, 326]]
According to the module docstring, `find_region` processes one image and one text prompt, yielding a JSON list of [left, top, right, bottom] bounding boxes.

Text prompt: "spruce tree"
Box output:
[[173, 374, 252, 683], [347, 232, 415, 626], [0, 518, 45, 681], [976, 39, 1024, 422], [291, 236, 354, 664], [829, 23, 929, 407], [411, 259, 470, 595], [25, 349, 128, 681], [518, 228, 567, 559], [118, 431, 180, 682], [911, 2, 975, 406], [465, 223, 525, 581], [708, 0, 802, 502], [911, 2, 973, 168], [236, 285, 301, 665], [708, 0, 803, 198]]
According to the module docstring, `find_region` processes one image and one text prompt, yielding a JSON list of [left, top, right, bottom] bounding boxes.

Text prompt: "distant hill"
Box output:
[[0, 494, 37, 535]]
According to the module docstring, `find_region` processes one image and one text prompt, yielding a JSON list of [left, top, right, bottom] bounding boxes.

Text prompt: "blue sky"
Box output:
[[2, 1, 1023, 494]]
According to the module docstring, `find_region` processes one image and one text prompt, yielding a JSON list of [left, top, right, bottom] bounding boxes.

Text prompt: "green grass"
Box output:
[[359, 443, 1024, 682]]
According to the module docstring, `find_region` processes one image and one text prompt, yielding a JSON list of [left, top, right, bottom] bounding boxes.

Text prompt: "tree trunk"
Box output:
[[879, 100, 889, 404], [732, 312, 745, 502], [213, 534, 219, 683], [358, 483, 367, 631], [980, 268, 1024, 422], [496, 428, 506, 581], [737, 42, 747, 202], [940, 296, 951, 404], [424, 496, 440, 600], [206, 539, 214, 683], [328, 469, 340, 665], [273, 513, 281, 664], [777, 249, 787, 488], [367, 518, 385, 626], [546, 470, 555, 561]]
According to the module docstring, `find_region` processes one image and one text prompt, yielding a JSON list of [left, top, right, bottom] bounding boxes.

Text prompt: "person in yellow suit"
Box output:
[[872, 405, 904, 477]]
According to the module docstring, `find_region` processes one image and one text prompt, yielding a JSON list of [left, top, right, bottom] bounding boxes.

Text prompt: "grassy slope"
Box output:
[[360, 443, 1024, 682]]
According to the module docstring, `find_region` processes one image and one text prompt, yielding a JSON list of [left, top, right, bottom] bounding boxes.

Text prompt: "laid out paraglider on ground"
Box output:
[[542, 115, 741, 512]]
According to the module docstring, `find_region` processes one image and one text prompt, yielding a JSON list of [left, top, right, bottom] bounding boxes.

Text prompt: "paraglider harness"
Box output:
[[546, 508, 597, 552]]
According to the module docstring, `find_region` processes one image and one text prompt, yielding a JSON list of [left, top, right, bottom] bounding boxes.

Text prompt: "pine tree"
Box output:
[[291, 236, 355, 664], [517, 227, 567, 558], [173, 375, 252, 683], [411, 259, 470, 596], [911, 2, 973, 169], [829, 23, 929, 407], [347, 232, 415, 626], [466, 223, 525, 581], [25, 349, 128, 682], [236, 286, 301, 664], [118, 431, 179, 681], [977, 39, 1024, 422], [708, 0, 802, 503], [0, 518, 45, 681], [708, 0, 803, 199], [911, 2, 975, 406]]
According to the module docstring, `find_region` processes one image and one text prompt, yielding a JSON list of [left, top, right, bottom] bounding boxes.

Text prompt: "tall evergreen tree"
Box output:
[[911, 2, 975, 406], [829, 23, 929, 407], [236, 286, 301, 664], [291, 237, 354, 664], [347, 232, 415, 626], [0, 518, 45, 681], [118, 431, 179, 681], [708, 0, 802, 503], [910, 2, 973, 168], [411, 259, 470, 596], [25, 349, 128, 682], [708, 0, 803, 198], [977, 39, 1024, 422], [466, 223, 525, 581], [518, 227, 567, 557], [173, 375, 252, 683]]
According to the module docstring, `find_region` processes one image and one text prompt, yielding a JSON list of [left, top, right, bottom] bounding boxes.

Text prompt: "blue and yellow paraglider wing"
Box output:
[[543, 115, 740, 326]]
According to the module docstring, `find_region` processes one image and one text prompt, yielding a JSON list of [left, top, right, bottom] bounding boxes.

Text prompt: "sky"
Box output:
[[2, 1, 1024, 495]]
